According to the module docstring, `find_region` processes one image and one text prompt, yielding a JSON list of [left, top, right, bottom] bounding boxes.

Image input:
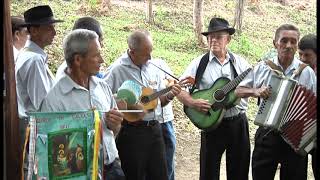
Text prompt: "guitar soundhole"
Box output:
[[214, 89, 225, 102], [140, 96, 149, 104]]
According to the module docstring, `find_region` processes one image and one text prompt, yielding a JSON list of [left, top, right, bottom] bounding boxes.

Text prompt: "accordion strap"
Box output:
[[265, 60, 308, 78], [265, 60, 283, 76], [292, 63, 308, 78]]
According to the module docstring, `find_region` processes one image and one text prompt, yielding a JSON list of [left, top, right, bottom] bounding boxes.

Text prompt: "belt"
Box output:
[[223, 112, 245, 121], [122, 120, 158, 127]]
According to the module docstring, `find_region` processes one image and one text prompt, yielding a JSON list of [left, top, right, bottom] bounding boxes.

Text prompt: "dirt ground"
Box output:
[[172, 100, 316, 180]]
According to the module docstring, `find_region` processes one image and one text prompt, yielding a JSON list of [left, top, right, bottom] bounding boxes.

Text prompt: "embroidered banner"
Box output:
[[28, 110, 103, 180]]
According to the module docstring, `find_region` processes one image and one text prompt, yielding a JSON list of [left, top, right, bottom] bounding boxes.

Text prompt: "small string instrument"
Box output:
[[118, 77, 194, 122], [140, 76, 195, 111]]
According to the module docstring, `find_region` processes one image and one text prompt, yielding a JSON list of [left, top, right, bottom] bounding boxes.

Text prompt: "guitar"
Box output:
[[140, 76, 195, 111], [119, 77, 195, 122], [184, 68, 252, 131]]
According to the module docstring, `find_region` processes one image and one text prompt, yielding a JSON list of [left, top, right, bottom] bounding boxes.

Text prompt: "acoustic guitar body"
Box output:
[[184, 77, 239, 131], [140, 87, 158, 111]]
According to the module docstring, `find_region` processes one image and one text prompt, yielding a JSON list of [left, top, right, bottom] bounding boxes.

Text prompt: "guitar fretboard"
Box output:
[[222, 68, 252, 93]]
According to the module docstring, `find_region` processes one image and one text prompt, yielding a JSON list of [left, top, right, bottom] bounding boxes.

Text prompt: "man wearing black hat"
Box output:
[[177, 17, 251, 180], [15, 5, 63, 155]]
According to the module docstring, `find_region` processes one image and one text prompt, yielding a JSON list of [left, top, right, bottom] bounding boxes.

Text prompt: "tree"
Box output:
[[145, 0, 154, 24], [100, 0, 111, 10], [193, 0, 206, 47], [234, 0, 244, 34]]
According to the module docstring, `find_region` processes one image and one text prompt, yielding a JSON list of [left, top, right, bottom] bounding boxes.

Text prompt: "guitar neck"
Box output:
[[222, 68, 252, 93], [147, 86, 173, 101]]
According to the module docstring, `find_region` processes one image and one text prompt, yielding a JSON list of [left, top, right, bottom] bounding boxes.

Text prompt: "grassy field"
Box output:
[[11, 0, 316, 179]]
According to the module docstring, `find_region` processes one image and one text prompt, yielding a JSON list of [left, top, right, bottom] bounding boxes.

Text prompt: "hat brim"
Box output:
[[201, 27, 235, 36], [22, 19, 64, 27]]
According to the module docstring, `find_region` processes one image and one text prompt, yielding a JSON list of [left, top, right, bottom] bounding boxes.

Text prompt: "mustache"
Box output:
[[283, 48, 294, 53]]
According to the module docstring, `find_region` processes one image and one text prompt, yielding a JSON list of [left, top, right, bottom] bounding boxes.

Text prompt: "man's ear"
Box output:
[[273, 40, 277, 48], [73, 54, 82, 67]]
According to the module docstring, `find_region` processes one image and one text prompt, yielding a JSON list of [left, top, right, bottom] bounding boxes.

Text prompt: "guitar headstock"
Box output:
[[179, 76, 195, 88]]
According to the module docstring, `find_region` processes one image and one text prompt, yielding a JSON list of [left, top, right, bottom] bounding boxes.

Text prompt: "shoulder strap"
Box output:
[[264, 59, 284, 76], [189, 52, 210, 93], [292, 63, 308, 78], [228, 51, 238, 78]]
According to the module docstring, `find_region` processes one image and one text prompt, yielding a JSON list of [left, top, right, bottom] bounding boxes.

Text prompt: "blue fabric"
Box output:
[[161, 121, 176, 180], [95, 72, 106, 79]]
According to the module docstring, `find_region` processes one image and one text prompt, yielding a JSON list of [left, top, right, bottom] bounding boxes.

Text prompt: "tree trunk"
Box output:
[[193, 0, 206, 47], [4, 0, 22, 179], [99, 0, 111, 12], [234, 0, 245, 34], [145, 0, 154, 24]]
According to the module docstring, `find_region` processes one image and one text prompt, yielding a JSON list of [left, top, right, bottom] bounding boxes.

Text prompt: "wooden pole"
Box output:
[[3, 0, 22, 179]]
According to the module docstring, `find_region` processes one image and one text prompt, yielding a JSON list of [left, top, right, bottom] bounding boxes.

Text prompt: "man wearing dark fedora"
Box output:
[[177, 17, 251, 180], [15, 5, 63, 173]]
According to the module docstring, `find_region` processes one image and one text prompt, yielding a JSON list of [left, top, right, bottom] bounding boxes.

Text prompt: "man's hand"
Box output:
[[254, 86, 271, 99], [105, 108, 124, 134], [191, 99, 211, 113], [167, 83, 182, 100]]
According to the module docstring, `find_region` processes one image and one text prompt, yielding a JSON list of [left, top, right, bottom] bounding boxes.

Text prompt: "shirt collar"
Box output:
[[209, 51, 232, 64], [59, 74, 99, 95], [272, 56, 300, 74], [24, 40, 48, 62], [120, 50, 149, 69]]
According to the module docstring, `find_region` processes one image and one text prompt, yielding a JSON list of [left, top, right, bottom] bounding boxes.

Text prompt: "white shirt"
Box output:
[[40, 74, 119, 165], [15, 40, 55, 118], [104, 51, 165, 122], [239, 56, 317, 94], [55, 61, 67, 81], [150, 58, 175, 122], [180, 51, 251, 118]]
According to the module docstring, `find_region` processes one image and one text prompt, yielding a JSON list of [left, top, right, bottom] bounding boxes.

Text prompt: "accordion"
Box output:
[[255, 74, 317, 155]]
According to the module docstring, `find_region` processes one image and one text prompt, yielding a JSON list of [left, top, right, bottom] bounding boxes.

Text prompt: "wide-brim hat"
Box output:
[[23, 5, 64, 26], [201, 17, 235, 36]]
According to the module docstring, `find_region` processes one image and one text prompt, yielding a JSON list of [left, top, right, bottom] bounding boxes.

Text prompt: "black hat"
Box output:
[[201, 17, 235, 36], [23, 5, 64, 26]]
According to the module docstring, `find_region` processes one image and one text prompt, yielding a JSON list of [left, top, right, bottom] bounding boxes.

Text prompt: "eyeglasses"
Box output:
[[207, 33, 229, 40]]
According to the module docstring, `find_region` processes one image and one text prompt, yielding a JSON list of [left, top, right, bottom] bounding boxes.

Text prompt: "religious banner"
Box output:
[[27, 110, 104, 180]]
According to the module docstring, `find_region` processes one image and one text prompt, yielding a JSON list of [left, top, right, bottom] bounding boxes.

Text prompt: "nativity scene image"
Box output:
[[48, 129, 87, 178]]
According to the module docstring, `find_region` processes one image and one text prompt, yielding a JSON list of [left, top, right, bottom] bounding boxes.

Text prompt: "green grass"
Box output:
[[11, 0, 316, 74]]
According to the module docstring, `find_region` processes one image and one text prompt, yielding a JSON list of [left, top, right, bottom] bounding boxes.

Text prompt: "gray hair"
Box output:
[[274, 24, 300, 42], [127, 30, 152, 51], [63, 29, 99, 67]]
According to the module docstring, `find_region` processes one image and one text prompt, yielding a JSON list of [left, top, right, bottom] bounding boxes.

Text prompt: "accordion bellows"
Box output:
[[255, 74, 317, 155]]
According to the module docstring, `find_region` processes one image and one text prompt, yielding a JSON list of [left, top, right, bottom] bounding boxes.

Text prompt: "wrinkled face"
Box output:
[[30, 24, 57, 47], [207, 31, 230, 54], [274, 30, 299, 64], [131, 37, 153, 66], [79, 38, 104, 76], [298, 49, 317, 67]]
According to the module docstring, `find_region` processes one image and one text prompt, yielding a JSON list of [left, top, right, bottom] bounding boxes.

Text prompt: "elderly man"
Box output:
[[15, 5, 63, 151], [104, 30, 181, 180], [177, 17, 251, 180], [235, 24, 316, 180], [11, 16, 29, 62], [40, 29, 125, 179]]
